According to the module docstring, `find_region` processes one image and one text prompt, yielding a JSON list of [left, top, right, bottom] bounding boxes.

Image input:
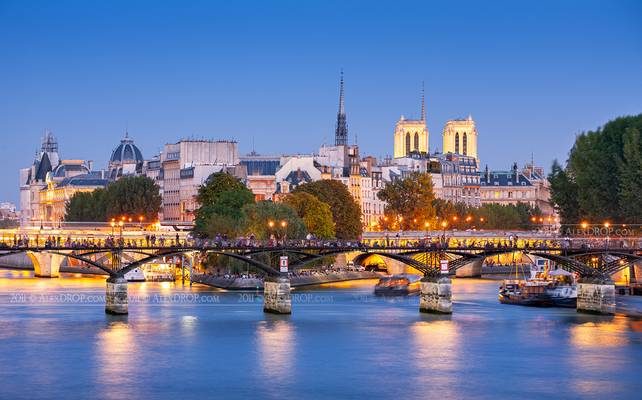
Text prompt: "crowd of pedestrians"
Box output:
[[0, 232, 639, 251]]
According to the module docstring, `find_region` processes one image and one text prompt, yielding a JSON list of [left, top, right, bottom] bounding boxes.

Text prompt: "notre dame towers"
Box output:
[[393, 84, 429, 158], [442, 115, 478, 159]]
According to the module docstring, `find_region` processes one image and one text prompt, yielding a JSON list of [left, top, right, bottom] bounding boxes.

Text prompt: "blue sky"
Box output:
[[1, 0, 641, 204]]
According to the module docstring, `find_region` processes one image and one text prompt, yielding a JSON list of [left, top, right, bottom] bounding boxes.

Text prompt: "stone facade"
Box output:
[[577, 281, 616, 315], [442, 116, 478, 159], [159, 140, 240, 222], [105, 276, 129, 315], [419, 276, 452, 314], [480, 163, 554, 217], [263, 276, 292, 314], [393, 116, 429, 158]]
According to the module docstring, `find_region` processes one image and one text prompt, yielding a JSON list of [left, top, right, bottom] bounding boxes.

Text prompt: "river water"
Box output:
[[0, 271, 641, 400]]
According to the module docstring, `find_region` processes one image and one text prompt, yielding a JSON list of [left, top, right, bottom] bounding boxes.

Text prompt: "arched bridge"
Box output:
[[1, 245, 640, 281], [1, 244, 640, 316]]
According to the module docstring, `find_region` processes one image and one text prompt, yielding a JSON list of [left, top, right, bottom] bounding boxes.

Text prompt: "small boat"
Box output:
[[374, 274, 421, 296], [124, 267, 146, 282], [499, 268, 577, 308]]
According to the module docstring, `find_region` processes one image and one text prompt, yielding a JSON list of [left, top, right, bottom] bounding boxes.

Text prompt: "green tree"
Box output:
[[193, 172, 255, 237], [549, 114, 642, 225], [294, 180, 362, 239], [65, 191, 98, 222], [196, 172, 248, 206], [242, 201, 307, 240], [618, 127, 642, 222], [283, 192, 335, 238], [378, 172, 437, 230], [104, 176, 161, 221], [548, 160, 579, 224]]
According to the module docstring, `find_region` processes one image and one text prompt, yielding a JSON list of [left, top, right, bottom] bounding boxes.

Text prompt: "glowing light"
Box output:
[[581, 222, 588, 229]]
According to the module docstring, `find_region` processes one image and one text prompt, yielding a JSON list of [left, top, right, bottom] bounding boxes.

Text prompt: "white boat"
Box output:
[[125, 267, 146, 282]]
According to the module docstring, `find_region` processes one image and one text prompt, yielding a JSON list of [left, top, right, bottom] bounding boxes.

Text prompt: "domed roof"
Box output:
[[110, 132, 144, 165], [52, 163, 90, 178]]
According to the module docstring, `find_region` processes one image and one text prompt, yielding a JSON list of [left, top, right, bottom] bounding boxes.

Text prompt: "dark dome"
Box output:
[[110, 132, 144, 164], [52, 163, 90, 178]]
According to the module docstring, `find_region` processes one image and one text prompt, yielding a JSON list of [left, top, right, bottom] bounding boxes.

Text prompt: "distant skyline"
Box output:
[[1, 0, 642, 204]]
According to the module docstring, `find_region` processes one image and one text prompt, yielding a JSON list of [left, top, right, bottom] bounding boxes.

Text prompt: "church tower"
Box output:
[[335, 71, 348, 146], [393, 83, 429, 158], [442, 115, 478, 159]]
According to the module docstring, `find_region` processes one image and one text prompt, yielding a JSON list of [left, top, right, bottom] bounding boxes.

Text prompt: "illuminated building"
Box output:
[[480, 162, 554, 216], [393, 84, 429, 158], [442, 115, 478, 159], [159, 139, 240, 222]]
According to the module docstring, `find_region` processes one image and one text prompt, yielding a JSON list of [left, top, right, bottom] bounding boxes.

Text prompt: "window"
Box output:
[[405, 132, 411, 155], [463, 133, 468, 155], [414, 132, 419, 151], [455, 132, 459, 153]]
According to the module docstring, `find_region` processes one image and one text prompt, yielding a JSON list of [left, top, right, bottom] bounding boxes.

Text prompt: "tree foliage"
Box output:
[[193, 172, 255, 237], [65, 176, 160, 222], [549, 114, 642, 224], [283, 192, 335, 238], [378, 172, 437, 230], [103, 176, 162, 221], [376, 172, 540, 231], [293, 180, 362, 239], [242, 201, 307, 240]]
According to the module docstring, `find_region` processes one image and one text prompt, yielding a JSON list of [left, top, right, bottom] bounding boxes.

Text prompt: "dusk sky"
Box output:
[[1, 0, 641, 205]]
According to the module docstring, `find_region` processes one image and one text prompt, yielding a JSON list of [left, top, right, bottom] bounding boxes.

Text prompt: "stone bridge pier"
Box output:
[[263, 275, 291, 314], [105, 276, 129, 315], [419, 275, 452, 314], [577, 279, 616, 315], [26, 251, 66, 278]]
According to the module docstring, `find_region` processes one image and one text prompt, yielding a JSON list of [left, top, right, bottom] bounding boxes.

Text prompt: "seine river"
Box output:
[[0, 271, 641, 400]]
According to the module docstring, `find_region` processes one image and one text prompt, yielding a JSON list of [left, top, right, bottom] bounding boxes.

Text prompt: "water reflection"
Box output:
[[256, 317, 295, 385], [95, 318, 138, 393], [568, 316, 631, 397], [412, 317, 460, 395]]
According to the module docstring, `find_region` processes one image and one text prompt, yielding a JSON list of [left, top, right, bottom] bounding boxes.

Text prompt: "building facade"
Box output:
[[480, 163, 554, 216], [442, 115, 478, 159], [393, 87, 428, 158], [159, 140, 240, 222]]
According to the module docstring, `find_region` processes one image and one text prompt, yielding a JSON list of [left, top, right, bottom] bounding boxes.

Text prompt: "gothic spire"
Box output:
[[421, 81, 426, 122], [335, 70, 348, 146]]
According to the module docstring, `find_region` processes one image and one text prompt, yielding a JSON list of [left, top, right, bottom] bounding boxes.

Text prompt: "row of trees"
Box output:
[[377, 172, 542, 231], [65, 176, 161, 222], [549, 114, 642, 225], [193, 173, 362, 240]]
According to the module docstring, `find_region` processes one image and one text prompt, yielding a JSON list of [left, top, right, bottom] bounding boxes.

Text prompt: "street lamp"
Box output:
[[110, 220, 116, 236], [118, 220, 124, 244], [581, 221, 588, 229]]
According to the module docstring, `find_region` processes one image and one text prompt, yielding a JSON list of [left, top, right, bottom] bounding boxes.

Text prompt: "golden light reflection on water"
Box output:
[[569, 317, 630, 348], [256, 319, 295, 384], [568, 317, 631, 396], [412, 319, 460, 391], [96, 320, 138, 393]]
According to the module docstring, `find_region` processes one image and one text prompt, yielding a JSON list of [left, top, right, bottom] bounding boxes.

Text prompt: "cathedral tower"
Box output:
[[393, 83, 429, 158], [442, 115, 478, 159]]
